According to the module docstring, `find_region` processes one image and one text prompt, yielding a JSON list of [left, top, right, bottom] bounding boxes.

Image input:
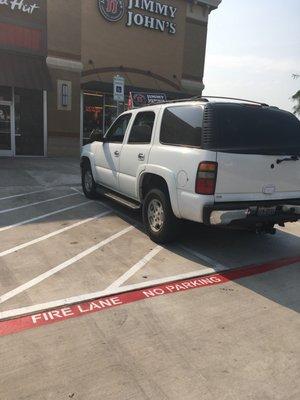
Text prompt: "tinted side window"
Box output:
[[128, 111, 155, 144], [160, 106, 203, 147], [106, 114, 132, 143]]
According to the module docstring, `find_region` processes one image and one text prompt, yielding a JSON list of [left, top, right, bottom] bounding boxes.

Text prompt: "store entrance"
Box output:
[[15, 88, 44, 156], [0, 101, 13, 156], [0, 87, 45, 157]]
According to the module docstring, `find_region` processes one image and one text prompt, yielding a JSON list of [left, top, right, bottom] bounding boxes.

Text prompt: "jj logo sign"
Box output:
[[98, 0, 177, 34], [98, 0, 125, 22]]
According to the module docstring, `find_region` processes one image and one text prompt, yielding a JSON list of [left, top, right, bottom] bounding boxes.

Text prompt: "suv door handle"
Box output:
[[138, 153, 145, 161], [114, 150, 120, 157]]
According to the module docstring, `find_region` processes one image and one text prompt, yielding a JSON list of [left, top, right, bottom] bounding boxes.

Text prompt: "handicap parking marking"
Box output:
[[0, 200, 92, 232], [0, 188, 54, 202], [0, 210, 111, 258], [0, 225, 135, 305], [0, 192, 80, 215], [0, 255, 299, 336]]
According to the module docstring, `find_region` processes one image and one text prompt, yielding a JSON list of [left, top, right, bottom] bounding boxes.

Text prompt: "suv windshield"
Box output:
[[206, 103, 300, 155]]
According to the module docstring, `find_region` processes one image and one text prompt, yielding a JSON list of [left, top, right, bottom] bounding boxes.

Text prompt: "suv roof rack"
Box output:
[[138, 95, 269, 108], [194, 95, 269, 107], [138, 96, 209, 108]]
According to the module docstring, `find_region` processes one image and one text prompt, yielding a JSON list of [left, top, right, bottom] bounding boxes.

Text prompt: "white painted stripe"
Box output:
[[0, 225, 134, 304], [0, 200, 92, 233], [0, 192, 79, 215], [0, 188, 53, 202], [178, 245, 226, 271], [277, 226, 300, 237], [70, 187, 83, 194], [0, 265, 223, 320], [0, 210, 111, 258], [106, 246, 162, 290]]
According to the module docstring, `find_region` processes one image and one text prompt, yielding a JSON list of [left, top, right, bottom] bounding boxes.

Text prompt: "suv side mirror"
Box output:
[[89, 129, 104, 143]]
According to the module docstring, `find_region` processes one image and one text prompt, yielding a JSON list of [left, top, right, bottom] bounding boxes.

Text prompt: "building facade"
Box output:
[[0, 0, 221, 157]]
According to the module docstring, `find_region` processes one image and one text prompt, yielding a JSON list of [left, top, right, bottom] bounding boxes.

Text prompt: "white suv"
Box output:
[[81, 97, 300, 243]]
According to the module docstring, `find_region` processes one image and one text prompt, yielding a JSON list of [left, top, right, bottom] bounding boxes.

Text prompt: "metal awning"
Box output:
[[0, 52, 52, 90]]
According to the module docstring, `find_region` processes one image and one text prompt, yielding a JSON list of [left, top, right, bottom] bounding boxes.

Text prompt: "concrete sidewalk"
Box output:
[[0, 157, 80, 189]]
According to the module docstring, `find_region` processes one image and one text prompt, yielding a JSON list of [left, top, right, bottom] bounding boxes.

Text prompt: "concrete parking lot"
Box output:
[[0, 157, 299, 400]]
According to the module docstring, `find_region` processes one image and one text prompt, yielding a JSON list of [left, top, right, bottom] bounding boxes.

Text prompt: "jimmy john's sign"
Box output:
[[98, 0, 177, 34]]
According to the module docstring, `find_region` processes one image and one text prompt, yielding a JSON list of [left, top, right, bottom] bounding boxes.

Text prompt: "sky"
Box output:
[[203, 0, 300, 113]]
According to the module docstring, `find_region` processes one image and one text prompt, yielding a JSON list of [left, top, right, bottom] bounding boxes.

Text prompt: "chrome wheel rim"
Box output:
[[84, 170, 93, 192], [148, 198, 164, 232]]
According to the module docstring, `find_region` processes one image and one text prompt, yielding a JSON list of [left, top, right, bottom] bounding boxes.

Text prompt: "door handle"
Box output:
[[138, 153, 145, 161], [114, 150, 120, 157]]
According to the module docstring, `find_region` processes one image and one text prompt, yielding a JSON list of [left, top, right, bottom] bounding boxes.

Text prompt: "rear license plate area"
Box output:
[[257, 206, 277, 216]]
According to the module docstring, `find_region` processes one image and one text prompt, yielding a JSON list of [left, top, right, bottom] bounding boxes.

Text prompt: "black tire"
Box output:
[[142, 188, 180, 244], [81, 161, 97, 199]]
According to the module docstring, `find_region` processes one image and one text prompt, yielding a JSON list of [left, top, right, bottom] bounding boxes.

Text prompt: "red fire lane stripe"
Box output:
[[1, 256, 299, 337]]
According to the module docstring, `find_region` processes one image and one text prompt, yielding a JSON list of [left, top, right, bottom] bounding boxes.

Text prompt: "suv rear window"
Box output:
[[160, 105, 203, 147], [204, 103, 300, 155]]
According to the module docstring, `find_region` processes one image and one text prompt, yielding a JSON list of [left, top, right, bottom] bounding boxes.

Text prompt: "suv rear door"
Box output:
[[203, 103, 300, 202]]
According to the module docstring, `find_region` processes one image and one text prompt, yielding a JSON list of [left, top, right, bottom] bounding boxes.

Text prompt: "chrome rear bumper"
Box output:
[[204, 203, 300, 226], [210, 208, 251, 225]]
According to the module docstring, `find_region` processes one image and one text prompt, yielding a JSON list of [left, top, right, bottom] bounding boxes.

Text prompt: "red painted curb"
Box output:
[[0, 256, 299, 337]]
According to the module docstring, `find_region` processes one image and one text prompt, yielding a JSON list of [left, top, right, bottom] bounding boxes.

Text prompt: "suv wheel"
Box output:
[[143, 188, 179, 243], [81, 162, 97, 199]]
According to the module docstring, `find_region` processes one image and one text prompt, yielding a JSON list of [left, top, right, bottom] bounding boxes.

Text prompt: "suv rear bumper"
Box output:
[[203, 199, 300, 227]]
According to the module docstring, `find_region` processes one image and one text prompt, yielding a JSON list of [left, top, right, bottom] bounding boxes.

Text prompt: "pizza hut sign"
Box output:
[[98, 0, 177, 35], [0, 0, 39, 14]]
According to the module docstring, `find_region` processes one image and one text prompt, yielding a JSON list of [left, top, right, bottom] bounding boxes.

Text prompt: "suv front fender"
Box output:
[[80, 145, 97, 178]]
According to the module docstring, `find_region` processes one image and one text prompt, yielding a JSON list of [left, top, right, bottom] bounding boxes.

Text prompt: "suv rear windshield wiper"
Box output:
[[276, 155, 300, 164]]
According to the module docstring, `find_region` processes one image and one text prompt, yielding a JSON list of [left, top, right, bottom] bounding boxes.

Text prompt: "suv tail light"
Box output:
[[195, 162, 218, 195]]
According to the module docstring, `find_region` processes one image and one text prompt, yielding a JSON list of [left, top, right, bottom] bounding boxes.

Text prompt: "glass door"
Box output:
[[0, 101, 13, 156], [15, 89, 44, 156]]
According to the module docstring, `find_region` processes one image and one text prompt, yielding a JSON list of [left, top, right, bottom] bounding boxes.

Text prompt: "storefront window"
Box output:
[[83, 92, 104, 145], [83, 91, 128, 144], [104, 94, 118, 133]]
